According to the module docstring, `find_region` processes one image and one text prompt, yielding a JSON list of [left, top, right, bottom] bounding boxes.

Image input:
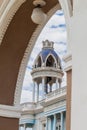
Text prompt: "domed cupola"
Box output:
[[31, 40, 63, 102], [33, 40, 62, 69]]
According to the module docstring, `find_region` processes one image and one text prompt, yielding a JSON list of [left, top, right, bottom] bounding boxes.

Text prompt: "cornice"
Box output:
[[0, 104, 21, 118], [44, 94, 66, 107]]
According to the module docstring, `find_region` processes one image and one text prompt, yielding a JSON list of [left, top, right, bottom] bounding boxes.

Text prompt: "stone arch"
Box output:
[[14, 4, 61, 105], [0, 0, 71, 106], [14, 1, 70, 105]]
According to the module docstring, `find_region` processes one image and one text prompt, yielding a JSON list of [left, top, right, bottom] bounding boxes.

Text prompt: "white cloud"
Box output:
[[20, 90, 32, 103]]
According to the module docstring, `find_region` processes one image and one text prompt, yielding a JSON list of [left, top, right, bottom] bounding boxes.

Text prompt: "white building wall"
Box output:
[[34, 113, 44, 130], [71, 1, 87, 130]]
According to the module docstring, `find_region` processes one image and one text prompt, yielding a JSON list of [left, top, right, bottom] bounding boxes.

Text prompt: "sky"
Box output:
[[20, 10, 67, 103]]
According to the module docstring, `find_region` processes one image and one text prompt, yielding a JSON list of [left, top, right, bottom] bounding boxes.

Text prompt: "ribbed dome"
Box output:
[[33, 40, 62, 69], [39, 48, 60, 63]]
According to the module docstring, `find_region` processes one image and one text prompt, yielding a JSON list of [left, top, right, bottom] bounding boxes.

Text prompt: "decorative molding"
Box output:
[[19, 118, 35, 125], [20, 114, 35, 120], [44, 100, 66, 113], [46, 86, 66, 99], [0, 0, 26, 45], [31, 67, 63, 79], [14, 4, 61, 106], [45, 92, 66, 106], [0, 0, 10, 17], [0, 104, 21, 118], [44, 106, 66, 116], [63, 53, 72, 71]]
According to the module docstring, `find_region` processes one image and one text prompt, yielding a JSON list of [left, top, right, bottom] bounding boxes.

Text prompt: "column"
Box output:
[[46, 117, 48, 130], [19, 124, 24, 130], [53, 114, 56, 130], [56, 78, 58, 89], [42, 77, 45, 99], [32, 81, 35, 102], [61, 112, 63, 130], [36, 83, 39, 102], [48, 117, 52, 130], [24, 124, 26, 130], [46, 84, 48, 94]]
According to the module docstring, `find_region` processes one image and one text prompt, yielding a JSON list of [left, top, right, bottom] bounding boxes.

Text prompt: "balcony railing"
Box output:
[[46, 86, 66, 99], [20, 87, 66, 111], [20, 102, 36, 111]]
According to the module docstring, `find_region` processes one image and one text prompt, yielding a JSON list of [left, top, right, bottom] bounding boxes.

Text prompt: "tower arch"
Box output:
[[34, 55, 42, 68], [46, 54, 56, 67]]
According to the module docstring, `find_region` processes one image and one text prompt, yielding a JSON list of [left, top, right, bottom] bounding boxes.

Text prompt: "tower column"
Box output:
[[36, 83, 39, 102], [56, 78, 59, 89], [32, 81, 35, 102], [42, 77, 45, 99]]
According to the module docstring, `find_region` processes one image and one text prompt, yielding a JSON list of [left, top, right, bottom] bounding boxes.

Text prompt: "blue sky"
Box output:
[[20, 10, 67, 103]]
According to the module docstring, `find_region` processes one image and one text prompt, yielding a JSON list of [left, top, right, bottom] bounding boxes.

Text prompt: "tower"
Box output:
[[31, 40, 63, 102]]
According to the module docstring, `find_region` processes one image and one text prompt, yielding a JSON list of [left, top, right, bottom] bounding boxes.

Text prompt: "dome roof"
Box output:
[[33, 40, 62, 69], [39, 48, 60, 63]]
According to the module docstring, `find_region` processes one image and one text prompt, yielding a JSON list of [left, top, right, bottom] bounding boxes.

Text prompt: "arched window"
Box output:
[[36, 56, 42, 67], [46, 55, 55, 67]]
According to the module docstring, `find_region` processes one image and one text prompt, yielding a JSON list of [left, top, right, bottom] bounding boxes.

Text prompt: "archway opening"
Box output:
[[20, 9, 67, 103]]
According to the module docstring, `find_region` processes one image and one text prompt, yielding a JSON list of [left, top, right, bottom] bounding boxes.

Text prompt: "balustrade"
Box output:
[[46, 87, 66, 99]]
